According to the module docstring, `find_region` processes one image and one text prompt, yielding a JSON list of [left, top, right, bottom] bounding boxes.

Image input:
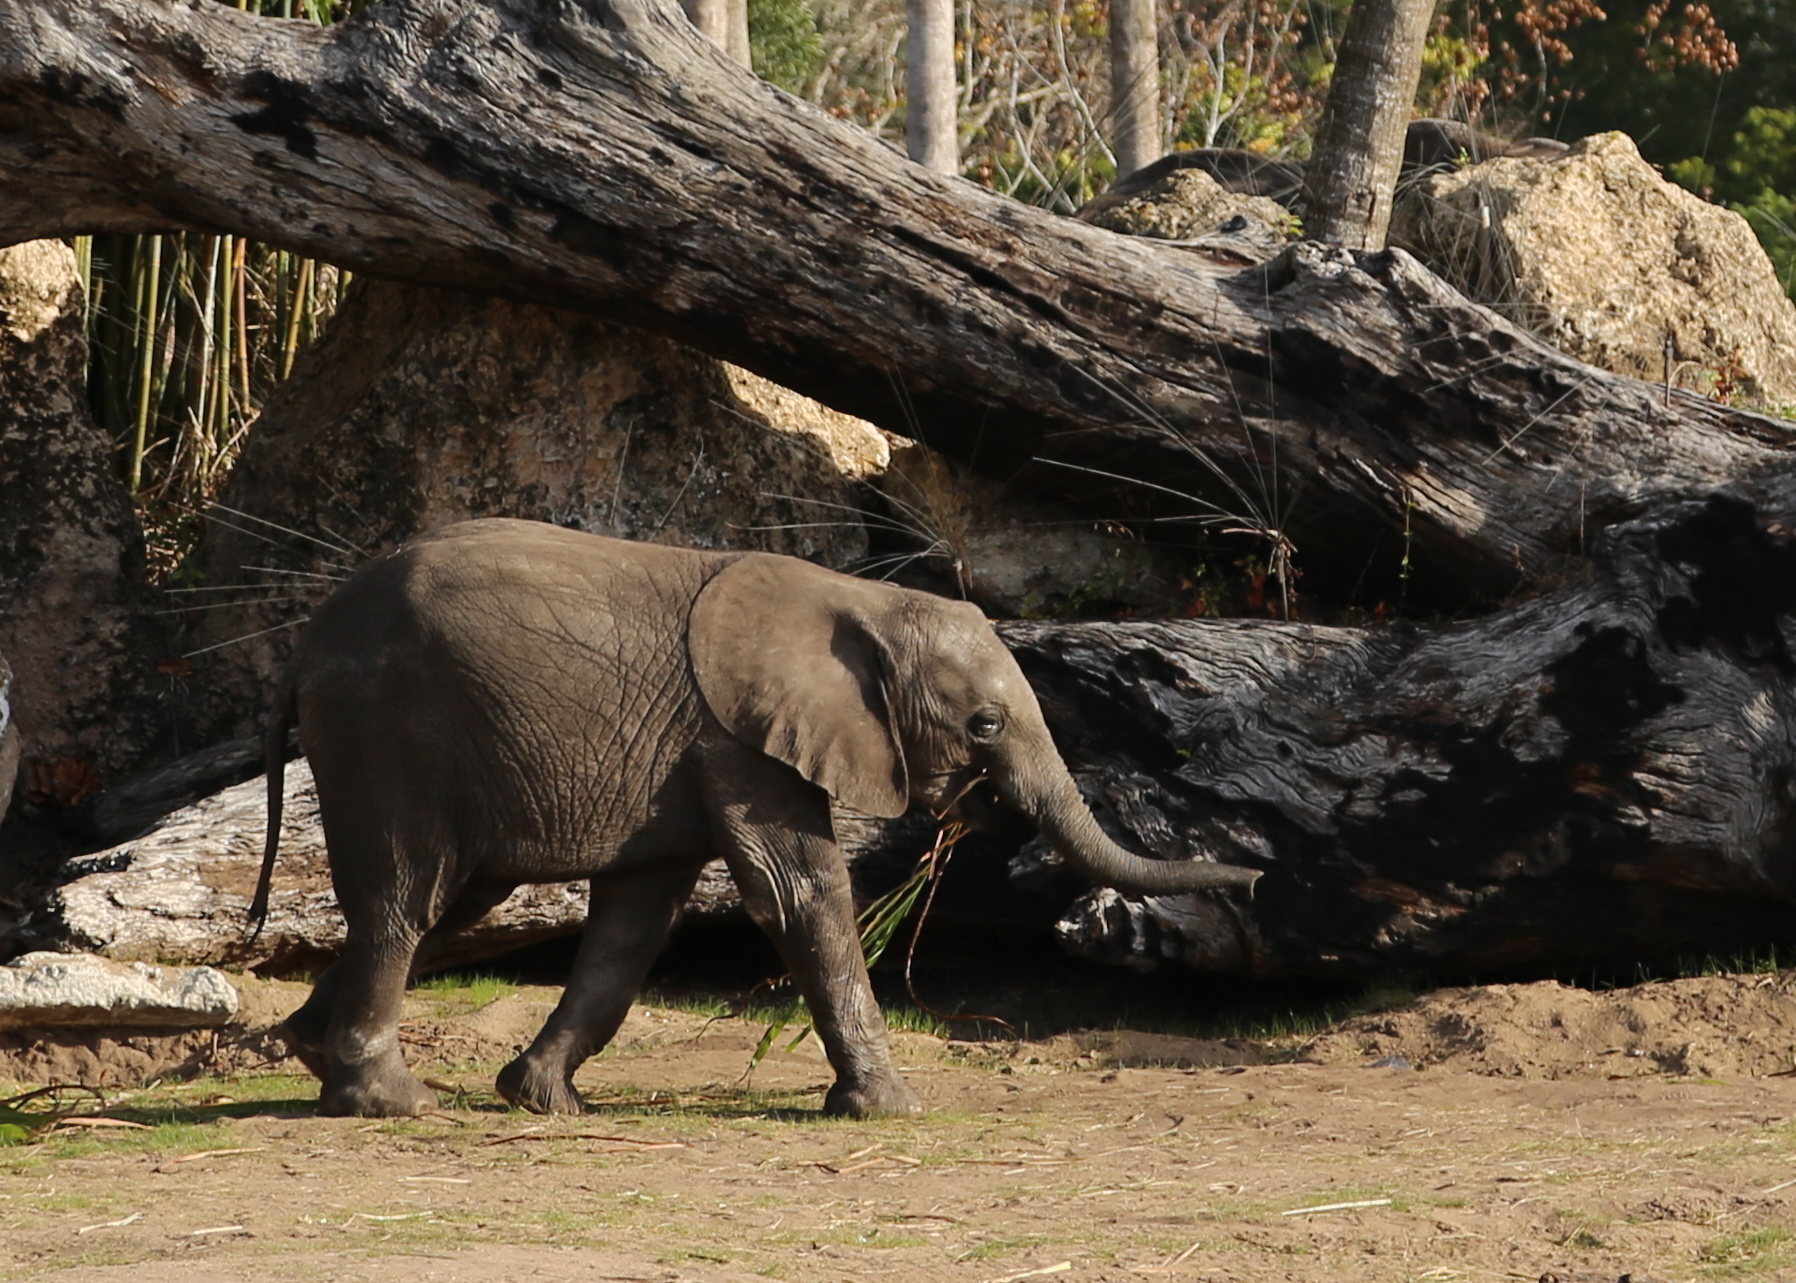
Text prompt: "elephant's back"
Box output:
[[292, 520, 728, 863], [304, 519, 728, 667]]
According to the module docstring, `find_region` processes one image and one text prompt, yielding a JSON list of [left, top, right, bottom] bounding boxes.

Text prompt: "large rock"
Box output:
[[0, 950, 238, 1029], [1391, 131, 1796, 412], [873, 444, 1193, 618], [178, 279, 897, 746], [1078, 167, 1298, 265], [0, 240, 166, 793]]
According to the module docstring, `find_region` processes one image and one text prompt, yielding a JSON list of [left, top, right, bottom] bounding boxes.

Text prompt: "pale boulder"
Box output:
[[1391, 131, 1796, 411], [0, 950, 238, 1030]]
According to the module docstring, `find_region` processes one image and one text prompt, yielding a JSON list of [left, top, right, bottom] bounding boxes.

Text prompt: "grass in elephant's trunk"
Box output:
[[744, 818, 1012, 1078]]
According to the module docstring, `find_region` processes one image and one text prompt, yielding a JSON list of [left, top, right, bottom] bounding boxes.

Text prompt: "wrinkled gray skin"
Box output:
[[253, 519, 1259, 1119]]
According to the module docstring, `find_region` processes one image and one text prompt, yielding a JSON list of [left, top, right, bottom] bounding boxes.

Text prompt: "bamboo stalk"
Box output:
[[233, 236, 250, 412], [280, 254, 313, 379], [129, 234, 162, 494]]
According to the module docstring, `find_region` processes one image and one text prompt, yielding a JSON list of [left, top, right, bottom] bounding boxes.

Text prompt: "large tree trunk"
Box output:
[[0, 240, 169, 799], [29, 491, 1796, 980], [1303, 0, 1438, 249], [3, 0, 1788, 608]]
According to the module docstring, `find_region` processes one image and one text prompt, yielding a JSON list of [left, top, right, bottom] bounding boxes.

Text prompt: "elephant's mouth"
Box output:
[[922, 772, 1003, 829]]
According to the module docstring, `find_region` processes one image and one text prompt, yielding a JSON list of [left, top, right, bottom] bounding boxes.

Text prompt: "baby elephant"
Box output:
[[251, 519, 1259, 1118]]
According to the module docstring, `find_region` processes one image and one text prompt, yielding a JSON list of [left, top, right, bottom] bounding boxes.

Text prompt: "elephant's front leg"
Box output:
[[700, 746, 923, 1119], [496, 860, 704, 1114]]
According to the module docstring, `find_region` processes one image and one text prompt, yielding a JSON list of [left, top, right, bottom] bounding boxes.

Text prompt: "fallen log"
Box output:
[[24, 759, 936, 975], [1003, 494, 1796, 976], [3, 0, 1792, 603], [27, 490, 1796, 982], [27, 761, 729, 973]]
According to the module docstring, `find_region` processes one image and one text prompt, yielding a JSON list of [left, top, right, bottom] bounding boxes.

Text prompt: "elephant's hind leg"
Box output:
[[496, 860, 703, 1114], [311, 856, 488, 1119], [315, 923, 440, 1118]]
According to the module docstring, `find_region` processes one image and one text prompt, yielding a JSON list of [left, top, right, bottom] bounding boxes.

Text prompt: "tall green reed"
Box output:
[[74, 2, 357, 578], [74, 232, 348, 577]]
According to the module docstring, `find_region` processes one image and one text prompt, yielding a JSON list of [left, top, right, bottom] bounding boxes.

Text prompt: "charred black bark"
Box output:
[[999, 495, 1796, 977]]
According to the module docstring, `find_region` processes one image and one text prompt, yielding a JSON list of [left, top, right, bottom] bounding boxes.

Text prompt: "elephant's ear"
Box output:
[[690, 555, 910, 819]]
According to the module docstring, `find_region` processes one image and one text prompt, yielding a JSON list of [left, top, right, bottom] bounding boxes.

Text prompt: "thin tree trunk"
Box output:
[[726, 0, 750, 68], [681, 0, 729, 55], [1304, 0, 1438, 248], [1109, 0, 1160, 180], [906, 0, 958, 173]]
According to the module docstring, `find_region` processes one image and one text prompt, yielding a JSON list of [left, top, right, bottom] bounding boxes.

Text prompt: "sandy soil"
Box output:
[[5, 975, 1796, 1283]]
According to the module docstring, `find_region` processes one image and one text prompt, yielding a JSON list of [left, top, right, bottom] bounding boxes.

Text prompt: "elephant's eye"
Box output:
[[967, 710, 1004, 740]]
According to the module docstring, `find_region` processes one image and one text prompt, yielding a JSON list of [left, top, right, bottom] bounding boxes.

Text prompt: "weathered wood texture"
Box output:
[[33, 762, 740, 974], [1000, 496, 1796, 976], [3, 0, 1791, 603], [25, 759, 937, 975]]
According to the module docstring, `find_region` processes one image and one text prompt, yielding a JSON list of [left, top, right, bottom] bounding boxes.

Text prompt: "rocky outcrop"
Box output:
[[1078, 167, 1298, 265], [0, 241, 167, 795], [177, 279, 897, 747], [872, 444, 1194, 618], [0, 950, 238, 1030], [1079, 120, 1567, 243], [1391, 131, 1796, 411]]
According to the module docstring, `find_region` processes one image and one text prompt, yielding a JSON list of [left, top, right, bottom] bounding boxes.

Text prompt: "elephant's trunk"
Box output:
[[1005, 763, 1262, 898]]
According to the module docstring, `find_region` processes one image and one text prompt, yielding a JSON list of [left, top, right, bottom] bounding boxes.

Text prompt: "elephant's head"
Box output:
[[690, 555, 1260, 897]]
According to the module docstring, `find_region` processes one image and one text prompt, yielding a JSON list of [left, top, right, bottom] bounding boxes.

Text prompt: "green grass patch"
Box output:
[[412, 971, 518, 1011], [0, 1073, 317, 1158], [1700, 1226, 1796, 1276]]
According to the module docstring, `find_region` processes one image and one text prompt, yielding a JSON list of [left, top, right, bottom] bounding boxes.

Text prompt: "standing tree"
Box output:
[[907, 0, 958, 172], [726, 0, 750, 67], [683, 0, 749, 65], [1303, 0, 1437, 247], [1109, 0, 1160, 179]]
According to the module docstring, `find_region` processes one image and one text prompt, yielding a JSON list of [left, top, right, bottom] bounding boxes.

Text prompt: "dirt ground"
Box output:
[[7, 973, 1796, 1283]]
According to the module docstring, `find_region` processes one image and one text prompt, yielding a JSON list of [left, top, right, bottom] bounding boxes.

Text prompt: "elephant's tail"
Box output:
[[246, 675, 298, 944]]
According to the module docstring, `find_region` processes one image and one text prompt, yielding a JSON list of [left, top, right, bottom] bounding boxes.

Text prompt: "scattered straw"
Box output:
[[76, 1212, 142, 1235], [985, 1264, 1072, 1283], [1280, 1198, 1392, 1216]]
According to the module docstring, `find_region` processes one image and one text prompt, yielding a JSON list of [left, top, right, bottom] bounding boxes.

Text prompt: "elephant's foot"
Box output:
[[317, 1061, 439, 1118], [824, 1075, 924, 1118], [496, 1055, 585, 1114]]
